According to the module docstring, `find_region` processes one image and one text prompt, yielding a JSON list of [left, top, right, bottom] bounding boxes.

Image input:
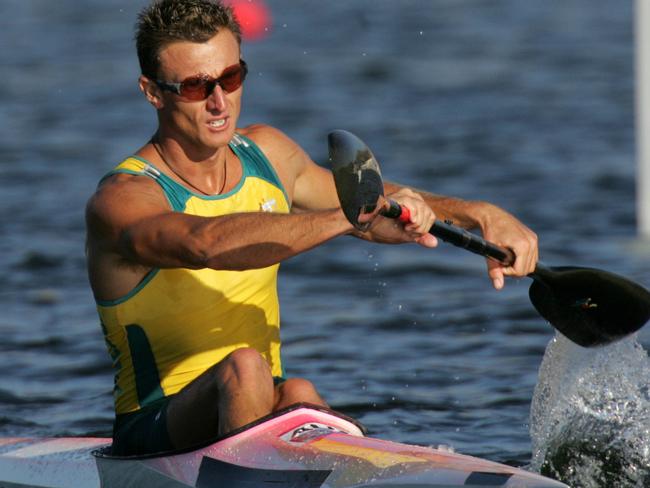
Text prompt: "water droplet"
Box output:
[[530, 335, 650, 485]]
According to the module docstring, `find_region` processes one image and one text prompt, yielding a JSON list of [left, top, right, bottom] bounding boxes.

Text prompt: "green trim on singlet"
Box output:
[[95, 269, 160, 307], [125, 324, 165, 408], [95, 134, 290, 309], [130, 156, 192, 211], [231, 134, 290, 206], [101, 135, 289, 212]]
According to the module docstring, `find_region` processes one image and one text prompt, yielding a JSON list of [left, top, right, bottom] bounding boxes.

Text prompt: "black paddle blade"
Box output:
[[328, 130, 384, 231], [529, 266, 650, 347]]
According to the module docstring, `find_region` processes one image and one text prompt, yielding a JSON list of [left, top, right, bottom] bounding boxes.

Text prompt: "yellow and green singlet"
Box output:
[[96, 134, 289, 415]]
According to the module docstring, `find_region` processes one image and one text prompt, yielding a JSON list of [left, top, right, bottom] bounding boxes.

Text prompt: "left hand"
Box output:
[[478, 204, 538, 290]]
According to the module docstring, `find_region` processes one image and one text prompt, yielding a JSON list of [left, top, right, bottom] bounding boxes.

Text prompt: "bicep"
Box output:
[[86, 177, 206, 269], [246, 125, 340, 212], [292, 158, 340, 211]]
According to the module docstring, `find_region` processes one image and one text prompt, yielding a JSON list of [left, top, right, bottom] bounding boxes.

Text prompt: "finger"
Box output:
[[404, 206, 435, 235], [404, 207, 431, 235], [487, 259, 506, 290], [511, 247, 527, 277], [514, 236, 537, 277], [405, 221, 430, 235], [515, 230, 537, 276], [522, 246, 535, 276], [403, 204, 416, 223], [528, 232, 539, 274], [416, 234, 438, 248]]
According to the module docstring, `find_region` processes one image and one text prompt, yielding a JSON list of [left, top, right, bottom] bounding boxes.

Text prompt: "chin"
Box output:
[[202, 128, 235, 149]]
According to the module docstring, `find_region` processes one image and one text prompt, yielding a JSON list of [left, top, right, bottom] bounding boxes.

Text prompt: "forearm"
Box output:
[[121, 209, 353, 270], [375, 181, 537, 285], [383, 181, 493, 230]]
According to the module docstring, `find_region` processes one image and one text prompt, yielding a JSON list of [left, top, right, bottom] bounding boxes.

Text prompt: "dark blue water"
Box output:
[[1, 1, 648, 485]]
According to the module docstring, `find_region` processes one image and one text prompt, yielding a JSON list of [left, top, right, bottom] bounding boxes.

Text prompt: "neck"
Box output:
[[151, 135, 229, 195]]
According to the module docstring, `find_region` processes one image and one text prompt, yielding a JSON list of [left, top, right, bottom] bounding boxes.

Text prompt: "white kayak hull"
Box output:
[[0, 404, 566, 488]]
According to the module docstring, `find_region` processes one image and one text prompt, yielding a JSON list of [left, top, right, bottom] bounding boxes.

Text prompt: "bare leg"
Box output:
[[165, 347, 275, 449], [164, 348, 328, 450], [274, 378, 328, 410]]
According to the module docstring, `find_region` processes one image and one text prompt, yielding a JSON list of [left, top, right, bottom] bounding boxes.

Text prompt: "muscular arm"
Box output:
[[120, 209, 351, 270], [384, 181, 490, 229], [86, 172, 352, 300], [248, 127, 537, 284], [383, 181, 538, 287]]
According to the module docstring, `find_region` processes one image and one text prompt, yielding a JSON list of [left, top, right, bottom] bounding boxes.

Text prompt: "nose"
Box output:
[[207, 83, 227, 111]]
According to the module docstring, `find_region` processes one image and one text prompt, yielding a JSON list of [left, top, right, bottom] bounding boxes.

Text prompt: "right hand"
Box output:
[[362, 188, 438, 248]]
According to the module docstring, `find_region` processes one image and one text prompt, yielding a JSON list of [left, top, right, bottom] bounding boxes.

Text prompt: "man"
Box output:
[[85, 0, 538, 456]]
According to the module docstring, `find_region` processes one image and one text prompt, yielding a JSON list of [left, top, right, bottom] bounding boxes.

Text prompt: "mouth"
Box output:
[[207, 117, 228, 130]]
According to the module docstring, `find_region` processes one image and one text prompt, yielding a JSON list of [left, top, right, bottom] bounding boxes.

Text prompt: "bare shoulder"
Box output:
[[239, 123, 292, 146], [239, 124, 338, 211], [238, 124, 312, 201], [86, 173, 169, 241], [239, 124, 306, 162]]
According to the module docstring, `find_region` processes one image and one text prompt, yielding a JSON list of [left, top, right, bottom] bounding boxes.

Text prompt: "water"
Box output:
[[531, 335, 650, 486], [1, 0, 649, 485]]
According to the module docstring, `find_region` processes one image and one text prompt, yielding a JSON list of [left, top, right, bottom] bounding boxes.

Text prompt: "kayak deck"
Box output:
[[0, 437, 109, 488], [0, 404, 567, 487]]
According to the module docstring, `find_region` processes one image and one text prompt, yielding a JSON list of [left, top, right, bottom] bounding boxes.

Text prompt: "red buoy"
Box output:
[[226, 0, 272, 41]]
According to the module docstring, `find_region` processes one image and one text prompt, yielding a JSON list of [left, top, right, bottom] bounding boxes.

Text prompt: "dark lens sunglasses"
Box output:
[[154, 60, 248, 101]]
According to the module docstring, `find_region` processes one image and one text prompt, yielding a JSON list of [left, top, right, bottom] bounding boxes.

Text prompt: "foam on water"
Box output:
[[530, 333, 650, 487]]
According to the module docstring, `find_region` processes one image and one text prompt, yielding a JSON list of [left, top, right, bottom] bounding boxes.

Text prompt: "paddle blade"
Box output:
[[529, 266, 650, 347], [328, 130, 384, 231]]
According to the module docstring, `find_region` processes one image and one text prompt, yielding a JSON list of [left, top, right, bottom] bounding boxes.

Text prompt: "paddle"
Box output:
[[327, 129, 650, 347]]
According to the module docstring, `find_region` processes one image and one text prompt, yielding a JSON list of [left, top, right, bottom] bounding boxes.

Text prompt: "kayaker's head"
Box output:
[[136, 0, 246, 152], [136, 0, 242, 81]]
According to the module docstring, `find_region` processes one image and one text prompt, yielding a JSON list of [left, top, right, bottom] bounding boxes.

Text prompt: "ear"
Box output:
[[139, 75, 164, 109]]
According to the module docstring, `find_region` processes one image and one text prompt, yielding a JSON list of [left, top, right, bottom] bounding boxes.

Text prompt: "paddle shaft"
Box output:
[[383, 200, 517, 266], [328, 129, 650, 347]]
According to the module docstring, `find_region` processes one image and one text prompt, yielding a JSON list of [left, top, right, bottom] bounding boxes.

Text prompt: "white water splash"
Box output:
[[530, 334, 650, 487]]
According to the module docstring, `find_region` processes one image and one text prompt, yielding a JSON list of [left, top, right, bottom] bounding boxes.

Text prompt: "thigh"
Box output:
[[165, 348, 276, 447], [164, 361, 226, 447]]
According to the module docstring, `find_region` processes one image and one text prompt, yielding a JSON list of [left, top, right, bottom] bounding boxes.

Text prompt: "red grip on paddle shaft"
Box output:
[[398, 206, 411, 223], [382, 199, 516, 266]]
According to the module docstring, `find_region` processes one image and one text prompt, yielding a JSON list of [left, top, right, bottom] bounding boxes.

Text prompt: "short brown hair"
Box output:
[[136, 0, 242, 78]]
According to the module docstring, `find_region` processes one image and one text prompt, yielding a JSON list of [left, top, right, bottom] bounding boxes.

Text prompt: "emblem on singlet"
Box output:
[[261, 198, 277, 212]]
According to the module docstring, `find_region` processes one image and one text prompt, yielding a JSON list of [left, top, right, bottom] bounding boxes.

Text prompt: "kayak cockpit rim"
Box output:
[[92, 402, 368, 460]]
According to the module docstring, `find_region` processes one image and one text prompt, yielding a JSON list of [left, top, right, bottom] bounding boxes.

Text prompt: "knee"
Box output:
[[281, 378, 318, 397], [218, 348, 272, 390], [276, 378, 325, 408]]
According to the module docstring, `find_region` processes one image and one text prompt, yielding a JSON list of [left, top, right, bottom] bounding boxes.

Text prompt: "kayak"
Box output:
[[0, 403, 566, 487]]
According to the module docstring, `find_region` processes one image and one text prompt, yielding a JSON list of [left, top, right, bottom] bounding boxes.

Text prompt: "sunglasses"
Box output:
[[154, 60, 248, 101]]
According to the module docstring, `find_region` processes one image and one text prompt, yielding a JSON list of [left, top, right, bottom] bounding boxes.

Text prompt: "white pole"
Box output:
[[637, 0, 650, 238]]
